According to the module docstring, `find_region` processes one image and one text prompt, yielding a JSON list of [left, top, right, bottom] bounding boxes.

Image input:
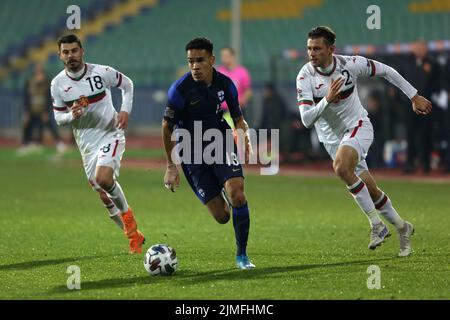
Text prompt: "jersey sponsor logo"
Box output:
[[232, 168, 241, 172], [189, 99, 201, 106], [79, 96, 89, 107], [64, 86, 72, 92], [217, 90, 225, 102]]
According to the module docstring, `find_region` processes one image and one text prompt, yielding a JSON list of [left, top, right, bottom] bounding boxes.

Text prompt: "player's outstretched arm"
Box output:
[[411, 94, 432, 115], [162, 119, 180, 192], [366, 59, 432, 116], [357, 57, 419, 102]]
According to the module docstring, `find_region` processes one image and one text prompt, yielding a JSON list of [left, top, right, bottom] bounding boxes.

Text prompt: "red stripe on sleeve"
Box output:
[[116, 73, 122, 87], [370, 60, 376, 77]]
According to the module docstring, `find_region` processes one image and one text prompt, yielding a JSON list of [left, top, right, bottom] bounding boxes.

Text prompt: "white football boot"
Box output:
[[397, 221, 415, 257], [368, 222, 391, 250]]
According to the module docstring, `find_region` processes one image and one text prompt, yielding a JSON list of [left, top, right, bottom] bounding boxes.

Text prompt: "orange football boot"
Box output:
[[121, 208, 145, 254]]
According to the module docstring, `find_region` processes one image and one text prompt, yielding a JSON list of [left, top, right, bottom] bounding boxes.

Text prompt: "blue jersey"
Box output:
[[163, 68, 242, 134], [163, 69, 244, 204]]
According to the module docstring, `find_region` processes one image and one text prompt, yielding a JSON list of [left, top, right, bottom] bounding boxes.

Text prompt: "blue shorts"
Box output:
[[181, 162, 244, 205]]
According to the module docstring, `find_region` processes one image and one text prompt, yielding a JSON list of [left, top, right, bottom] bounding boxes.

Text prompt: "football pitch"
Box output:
[[1, 148, 449, 300]]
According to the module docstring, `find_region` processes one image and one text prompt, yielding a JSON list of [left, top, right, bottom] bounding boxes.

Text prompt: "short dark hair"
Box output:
[[185, 37, 213, 54], [57, 34, 83, 49], [308, 26, 336, 46]]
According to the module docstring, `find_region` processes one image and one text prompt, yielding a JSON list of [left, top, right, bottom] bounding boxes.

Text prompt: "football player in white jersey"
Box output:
[[50, 34, 145, 254], [296, 26, 432, 257]]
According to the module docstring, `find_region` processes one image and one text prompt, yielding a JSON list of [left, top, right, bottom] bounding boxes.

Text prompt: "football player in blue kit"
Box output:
[[162, 37, 255, 269]]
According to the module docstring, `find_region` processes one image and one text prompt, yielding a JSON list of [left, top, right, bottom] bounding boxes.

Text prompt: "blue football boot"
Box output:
[[236, 255, 255, 269]]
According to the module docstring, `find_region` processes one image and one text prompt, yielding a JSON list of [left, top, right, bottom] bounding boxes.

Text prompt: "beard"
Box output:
[[66, 59, 82, 72]]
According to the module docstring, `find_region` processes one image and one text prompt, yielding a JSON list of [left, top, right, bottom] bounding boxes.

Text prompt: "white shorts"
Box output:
[[324, 120, 373, 176], [81, 132, 126, 191]]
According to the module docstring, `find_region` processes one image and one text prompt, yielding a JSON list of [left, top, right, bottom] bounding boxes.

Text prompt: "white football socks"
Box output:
[[347, 179, 382, 226], [105, 181, 129, 214], [374, 192, 405, 229], [106, 205, 124, 230]]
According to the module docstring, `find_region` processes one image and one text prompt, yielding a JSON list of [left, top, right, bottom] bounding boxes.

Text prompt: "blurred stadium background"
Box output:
[[1, 0, 450, 172]]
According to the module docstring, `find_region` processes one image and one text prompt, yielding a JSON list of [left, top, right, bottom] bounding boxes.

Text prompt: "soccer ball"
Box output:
[[143, 244, 178, 276]]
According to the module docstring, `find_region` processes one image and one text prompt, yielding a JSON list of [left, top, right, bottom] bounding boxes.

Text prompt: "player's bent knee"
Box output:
[[333, 160, 351, 179], [230, 191, 246, 208], [95, 175, 113, 190], [216, 212, 230, 224]]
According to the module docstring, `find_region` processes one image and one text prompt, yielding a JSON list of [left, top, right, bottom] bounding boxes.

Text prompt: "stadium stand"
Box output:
[[0, 0, 449, 130]]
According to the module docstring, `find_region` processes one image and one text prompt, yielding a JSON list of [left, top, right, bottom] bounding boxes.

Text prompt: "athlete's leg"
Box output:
[[205, 195, 231, 224], [334, 145, 382, 225], [94, 136, 144, 254], [333, 145, 392, 249], [359, 170, 414, 256], [224, 176, 246, 208], [359, 170, 404, 229], [96, 188, 124, 230], [96, 166, 129, 213], [224, 177, 254, 269]]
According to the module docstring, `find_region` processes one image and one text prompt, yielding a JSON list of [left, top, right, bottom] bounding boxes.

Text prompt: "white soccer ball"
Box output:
[[144, 244, 178, 276]]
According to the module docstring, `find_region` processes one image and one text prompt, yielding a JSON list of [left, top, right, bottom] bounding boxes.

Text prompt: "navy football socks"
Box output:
[[232, 202, 250, 256]]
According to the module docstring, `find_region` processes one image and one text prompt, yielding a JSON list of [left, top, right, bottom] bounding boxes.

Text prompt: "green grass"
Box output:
[[6, 146, 165, 161], [0, 148, 449, 299]]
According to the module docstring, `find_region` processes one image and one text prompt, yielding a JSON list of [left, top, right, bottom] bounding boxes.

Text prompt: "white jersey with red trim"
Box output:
[[51, 63, 131, 154], [296, 54, 417, 145]]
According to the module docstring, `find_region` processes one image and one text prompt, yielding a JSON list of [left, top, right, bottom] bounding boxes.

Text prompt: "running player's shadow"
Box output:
[[0, 254, 125, 271], [177, 257, 397, 285], [48, 272, 184, 294], [47, 257, 395, 294]]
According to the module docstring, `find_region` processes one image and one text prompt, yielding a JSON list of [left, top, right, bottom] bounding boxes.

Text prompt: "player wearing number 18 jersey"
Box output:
[[296, 27, 432, 257], [50, 34, 145, 254]]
